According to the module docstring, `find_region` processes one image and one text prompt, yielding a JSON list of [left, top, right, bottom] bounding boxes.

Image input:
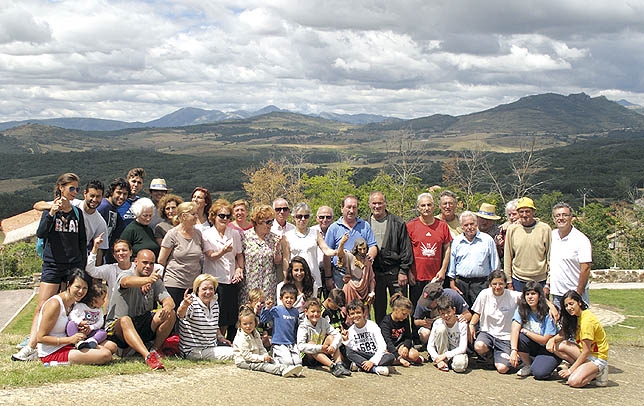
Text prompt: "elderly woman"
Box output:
[[177, 274, 234, 361], [496, 198, 519, 258], [154, 193, 184, 245], [283, 202, 336, 290], [191, 186, 212, 232], [203, 199, 244, 338], [240, 204, 287, 304], [120, 197, 159, 258], [229, 199, 253, 232]]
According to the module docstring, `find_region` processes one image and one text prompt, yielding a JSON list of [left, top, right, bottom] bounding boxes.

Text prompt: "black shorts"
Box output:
[[107, 312, 156, 349], [41, 262, 83, 284], [217, 283, 240, 326]]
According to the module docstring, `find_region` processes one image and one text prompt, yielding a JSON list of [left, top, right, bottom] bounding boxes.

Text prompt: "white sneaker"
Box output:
[[517, 365, 532, 377], [349, 362, 359, 372], [12, 346, 38, 361], [373, 366, 389, 376], [282, 364, 303, 377], [594, 366, 609, 387]]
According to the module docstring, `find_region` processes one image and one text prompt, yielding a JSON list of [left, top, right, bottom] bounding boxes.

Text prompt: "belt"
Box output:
[[457, 275, 488, 283]]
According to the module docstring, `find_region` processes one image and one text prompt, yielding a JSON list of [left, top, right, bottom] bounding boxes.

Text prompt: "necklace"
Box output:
[[295, 227, 309, 238]]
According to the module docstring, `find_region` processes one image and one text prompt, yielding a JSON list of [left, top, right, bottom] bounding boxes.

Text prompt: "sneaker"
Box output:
[[340, 364, 352, 376], [145, 351, 165, 370], [282, 364, 303, 377], [330, 363, 345, 377], [12, 346, 38, 362], [15, 336, 30, 349], [373, 366, 389, 376], [149, 349, 165, 359], [594, 366, 609, 387], [556, 360, 570, 372], [517, 365, 533, 377], [349, 362, 359, 372]]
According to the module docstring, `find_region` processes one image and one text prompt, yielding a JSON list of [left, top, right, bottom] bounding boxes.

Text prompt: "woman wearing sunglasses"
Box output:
[[13, 173, 88, 361], [282, 202, 337, 293], [202, 199, 244, 339]]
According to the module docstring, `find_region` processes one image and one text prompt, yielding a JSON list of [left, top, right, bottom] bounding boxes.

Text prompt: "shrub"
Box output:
[[0, 242, 42, 277]]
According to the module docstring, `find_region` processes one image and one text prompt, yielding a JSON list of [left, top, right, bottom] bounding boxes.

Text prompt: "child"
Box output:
[[509, 281, 559, 379], [546, 290, 609, 388], [427, 295, 468, 373], [232, 306, 302, 377], [247, 288, 272, 350], [297, 298, 351, 377], [66, 283, 108, 350], [380, 292, 424, 367], [322, 288, 347, 332], [342, 299, 394, 376], [260, 283, 302, 367]]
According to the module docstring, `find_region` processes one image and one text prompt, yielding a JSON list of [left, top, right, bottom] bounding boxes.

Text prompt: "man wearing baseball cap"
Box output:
[[413, 282, 471, 346], [148, 178, 169, 229], [503, 197, 551, 293]]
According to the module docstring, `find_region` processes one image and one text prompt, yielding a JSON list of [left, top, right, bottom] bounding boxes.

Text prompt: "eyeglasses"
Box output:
[[554, 213, 571, 219], [275, 207, 290, 212], [217, 213, 232, 220], [68, 186, 81, 193], [295, 214, 310, 220], [317, 215, 333, 220], [263, 219, 275, 226]]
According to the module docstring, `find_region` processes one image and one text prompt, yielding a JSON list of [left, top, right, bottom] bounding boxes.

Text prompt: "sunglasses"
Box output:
[[275, 207, 290, 212], [67, 186, 81, 193], [264, 219, 275, 225], [317, 215, 333, 220], [217, 213, 232, 220], [295, 214, 310, 220]]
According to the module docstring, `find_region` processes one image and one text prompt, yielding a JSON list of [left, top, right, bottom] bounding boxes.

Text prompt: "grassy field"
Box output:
[[0, 289, 641, 389]]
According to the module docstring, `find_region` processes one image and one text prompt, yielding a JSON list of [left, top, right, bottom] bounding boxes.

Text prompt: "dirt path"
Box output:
[[1, 344, 640, 406]]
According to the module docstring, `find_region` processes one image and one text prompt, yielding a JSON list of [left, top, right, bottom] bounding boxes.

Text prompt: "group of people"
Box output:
[[10, 169, 608, 387]]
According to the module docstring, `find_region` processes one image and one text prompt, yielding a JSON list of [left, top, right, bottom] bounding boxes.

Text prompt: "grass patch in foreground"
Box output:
[[589, 289, 644, 346]]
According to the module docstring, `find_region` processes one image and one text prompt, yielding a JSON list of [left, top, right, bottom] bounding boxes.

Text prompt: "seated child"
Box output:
[[427, 295, 468, 373], [232, 305, 302, 377], [342, 299, 394, 376], [297, 297, 351, 377], [247, 288, 272, 350], [260, 283, 302, 367], [66, 283, 108, 349], [322, 288, 347, 332], [380, 292, 424, 367]]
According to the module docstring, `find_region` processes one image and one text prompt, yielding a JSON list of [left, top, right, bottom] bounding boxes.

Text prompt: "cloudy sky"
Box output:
[[1, 0, 643, 122]]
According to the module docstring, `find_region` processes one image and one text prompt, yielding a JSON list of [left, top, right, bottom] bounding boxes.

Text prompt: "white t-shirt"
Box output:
[[549, 227, 592, 296], [71, 198, 109, 250], [284, 228, 322, 289], [472, 288, 522, 340], [202, 226, 243, 284]]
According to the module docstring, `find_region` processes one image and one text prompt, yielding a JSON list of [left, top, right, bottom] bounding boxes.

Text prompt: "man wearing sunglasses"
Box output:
[[271, 198, 295, 283]]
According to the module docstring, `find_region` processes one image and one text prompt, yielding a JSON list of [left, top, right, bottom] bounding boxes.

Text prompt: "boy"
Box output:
[[322, 288, 347, 331], [341, 299, 394, 376], [260, 283, 302, 367], [297, 298, 351, 377], [427, 295, 468, 373]]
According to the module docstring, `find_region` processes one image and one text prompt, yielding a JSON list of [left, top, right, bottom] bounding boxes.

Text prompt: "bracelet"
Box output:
[[511, 348, 517, 352], [57, 337, 60, 345]]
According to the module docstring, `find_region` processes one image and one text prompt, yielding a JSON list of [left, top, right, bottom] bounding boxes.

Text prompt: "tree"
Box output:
[[302, 163, 356, 217], [242, 159, 303, 206]]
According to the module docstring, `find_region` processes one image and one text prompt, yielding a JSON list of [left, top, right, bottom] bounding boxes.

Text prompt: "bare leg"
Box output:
[[150, 311, 176, 351], [27, 282, 60, 348], [112, 317, 150, 359]]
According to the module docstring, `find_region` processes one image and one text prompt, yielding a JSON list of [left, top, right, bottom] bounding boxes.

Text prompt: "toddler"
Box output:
[[247, 288, 272, 350], [66, 283, 108, 349]]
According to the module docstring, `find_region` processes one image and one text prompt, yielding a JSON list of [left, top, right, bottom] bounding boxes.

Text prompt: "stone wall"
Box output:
[[590, 269, 644, 283]]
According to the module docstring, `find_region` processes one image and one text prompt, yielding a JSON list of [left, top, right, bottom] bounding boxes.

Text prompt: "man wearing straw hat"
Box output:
[[475, 202, 502, 259], [148, 178, 170, 229]]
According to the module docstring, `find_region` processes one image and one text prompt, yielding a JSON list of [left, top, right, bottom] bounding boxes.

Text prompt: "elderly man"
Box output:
[[271, 198, 295, 283], [324, 195, 378, 290], [148, 178, 169, 229], [367, 191, 413, 323], [448, 211, 500, 306], [548, 202, 592, 307], [435, 190, 462, 238], [406, 193, 452, 309], [105, 249, 175, 370], [504, 197, 551, 292]]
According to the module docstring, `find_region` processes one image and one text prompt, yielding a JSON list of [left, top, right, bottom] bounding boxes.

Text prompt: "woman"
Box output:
[[240, 205, 286, 304], [36, 268, 115, 365], [510, 281, 560, 379], [338, 235, 375, 319], [546, 290, 609, 387], [229, 199, 253, 232], [154, 193, 184, 245], [120, 197, 159, 258], [191, 186, 212, 232], [13, 173, 87, 361], [203, 199, 244, 339], [496, 198, 519, 258], [276, 256, 317, 314], [158, 202, 205, 311], [177, 274, 234, 361], [283, 202, 336, 290], [469, 270, 522, 374]]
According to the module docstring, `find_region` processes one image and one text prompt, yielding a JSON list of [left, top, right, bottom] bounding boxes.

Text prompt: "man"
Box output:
[[271, 197, 295, 283], [97, 178, 130, 263], [311, 205, 334, 287], [503, 197, 551, 293], [148, 178, 169, 229], [118, 167, 146, 227], [406, 193, 452, 309], [476, 203, 501, 239], [435, 190, 462, 238], [448, 211, 499, 307], [549, 202, 592, 307], [105, 249, 175, 370], [324, 195, 378, 290], [366, 191, 413, 324], [413, 283, 471, 346]]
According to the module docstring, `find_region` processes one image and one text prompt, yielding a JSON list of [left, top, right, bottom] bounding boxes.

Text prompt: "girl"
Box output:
[[546, 290, 609, 387], [338, 234, 375, 320], [66, 283, 109, 349], [276, 256, 317, 314], [380, 292, 423, 367], [510, 281, 560, 379], [232, 306, 302, 377]]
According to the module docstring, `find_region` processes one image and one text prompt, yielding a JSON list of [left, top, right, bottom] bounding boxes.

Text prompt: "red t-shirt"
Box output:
[[406, 217, 452, 281]]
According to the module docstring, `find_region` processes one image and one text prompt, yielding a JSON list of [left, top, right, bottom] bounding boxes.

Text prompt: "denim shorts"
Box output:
[[588, 355, 608, 373]]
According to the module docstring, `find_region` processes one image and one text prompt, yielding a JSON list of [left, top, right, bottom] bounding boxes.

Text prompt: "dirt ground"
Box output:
[[0, 344, 640, 406]]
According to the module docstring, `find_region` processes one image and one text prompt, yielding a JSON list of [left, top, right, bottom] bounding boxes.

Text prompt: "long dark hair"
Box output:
[[518, 281, 549, 324], [560, 290, 588, 339], [285, 256, 314, 299]]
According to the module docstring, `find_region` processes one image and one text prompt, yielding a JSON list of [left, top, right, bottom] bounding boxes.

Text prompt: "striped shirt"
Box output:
[[178, 294, 221, 356]]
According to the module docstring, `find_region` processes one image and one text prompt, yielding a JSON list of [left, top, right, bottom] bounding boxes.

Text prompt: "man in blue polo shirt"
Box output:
[[323, 195, 378, 290]]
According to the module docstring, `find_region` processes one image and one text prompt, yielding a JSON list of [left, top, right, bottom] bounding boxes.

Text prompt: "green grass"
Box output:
[[589, 289, 644, 346]]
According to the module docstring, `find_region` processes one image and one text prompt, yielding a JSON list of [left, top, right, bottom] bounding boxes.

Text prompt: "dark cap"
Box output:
[[417, 283, 444, 308]]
